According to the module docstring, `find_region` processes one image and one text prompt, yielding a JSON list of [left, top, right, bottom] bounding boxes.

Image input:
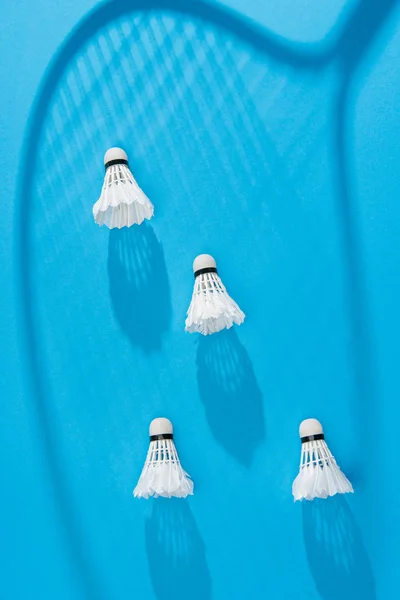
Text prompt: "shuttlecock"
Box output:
[[134, 418, 194, 499], [93, 147, 154, 228], [292, 418, 354, 502], [185, 254, 245, 335]]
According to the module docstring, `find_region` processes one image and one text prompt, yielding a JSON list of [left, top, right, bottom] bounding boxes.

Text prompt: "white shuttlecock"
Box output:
[[93, 147, 154, 228], [134, 418, 194, 499], [292, 418, 354, 502], [185, 254, 245, 335]]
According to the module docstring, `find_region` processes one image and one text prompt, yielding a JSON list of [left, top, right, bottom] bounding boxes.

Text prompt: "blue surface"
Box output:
[[1, 0, 400, 598]]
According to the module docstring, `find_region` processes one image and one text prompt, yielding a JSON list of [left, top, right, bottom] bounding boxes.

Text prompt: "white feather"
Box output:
[[292, 438, 353, 501], [93, 163, 154, 228], [185, 271, 245, 335], [134, 438, 194, 499]]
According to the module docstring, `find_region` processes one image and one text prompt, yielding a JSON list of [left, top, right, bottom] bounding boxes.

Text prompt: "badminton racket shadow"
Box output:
[[108, 223, 171, 352], [196, 328, 264, 466], [302, 496, 376, 600], [145, 499, 212, 600], [15, 0, 399, 596]]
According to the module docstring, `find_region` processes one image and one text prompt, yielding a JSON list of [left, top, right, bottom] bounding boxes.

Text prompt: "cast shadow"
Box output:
[[108, 223, 171, 352], [302, 495, 376, 600], [332, 0, 399, 492], [16, 0, 399, 596], [145, 499, 212, 600], [196, 328, 265, 466]]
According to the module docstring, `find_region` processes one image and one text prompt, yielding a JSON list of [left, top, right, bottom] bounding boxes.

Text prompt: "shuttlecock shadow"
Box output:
[[196, 328, 264, 466], [302, 495, 376, 600], [108, 223, 171, 352], [145, 499, 212, 600]]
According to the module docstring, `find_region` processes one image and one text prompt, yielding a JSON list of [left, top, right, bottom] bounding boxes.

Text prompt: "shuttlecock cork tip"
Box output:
[[149, 417, 173, 437], [193, 254, 217, 274], [104, 147, 128, 166], [299, 418, 323, 438]]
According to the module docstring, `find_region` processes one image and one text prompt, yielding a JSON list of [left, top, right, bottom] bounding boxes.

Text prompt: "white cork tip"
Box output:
[[104, 147, 128, 165], [299, 418, 323, 438], [149, 417, 173, 437], [193, 254, 217, 274]]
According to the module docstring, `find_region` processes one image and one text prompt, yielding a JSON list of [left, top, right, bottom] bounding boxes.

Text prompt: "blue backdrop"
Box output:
[[1, 0, 399, 598]]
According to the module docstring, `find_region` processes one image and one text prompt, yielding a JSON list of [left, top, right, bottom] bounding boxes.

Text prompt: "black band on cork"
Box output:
[[150, 433, 174, 442], [301, 433, 325, 443], [194, 267, 218, 278], [105, 158, 129, 170]]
